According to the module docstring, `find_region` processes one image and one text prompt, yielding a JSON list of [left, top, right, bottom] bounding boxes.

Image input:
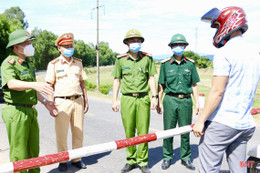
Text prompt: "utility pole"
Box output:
[[96, 0, 100, 90], [195, 27, 198, 53], [91, 0, 104, 91]]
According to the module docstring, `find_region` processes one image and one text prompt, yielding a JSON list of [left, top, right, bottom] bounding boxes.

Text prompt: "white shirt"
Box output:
[[208, 36, 260, 129]]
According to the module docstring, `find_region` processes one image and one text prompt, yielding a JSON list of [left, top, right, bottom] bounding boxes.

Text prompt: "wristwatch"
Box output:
[[42, 98, 47, 105], [152, 95, 158, 99]]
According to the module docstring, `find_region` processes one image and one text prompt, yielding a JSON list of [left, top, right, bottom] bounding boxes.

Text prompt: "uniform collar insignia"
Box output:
[[17, 57, 24, 65]]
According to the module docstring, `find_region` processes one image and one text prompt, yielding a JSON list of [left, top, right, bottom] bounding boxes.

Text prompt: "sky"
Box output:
[[1, 0, 260, 57]]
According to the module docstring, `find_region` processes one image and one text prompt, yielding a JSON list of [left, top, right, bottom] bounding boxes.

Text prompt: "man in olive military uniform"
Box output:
[[45, 32, 88, 171], [112, 29, 157, 173], [1, 29, 58, 173], [157, 34, 200, 171]]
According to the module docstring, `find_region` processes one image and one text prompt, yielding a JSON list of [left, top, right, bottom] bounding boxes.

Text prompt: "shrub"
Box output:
[[99, 84, 113, 95], [85, 80, 96, 90]]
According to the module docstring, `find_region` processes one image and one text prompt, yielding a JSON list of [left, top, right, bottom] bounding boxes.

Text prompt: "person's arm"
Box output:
[[7, 79, 53, 96], [80, 80, 89, 114], [37, 92, 58, 117], [193, 76, 228, 137], [157, 84, 164, 114], [112, 78, 120, 112], [149, 75, 157, 110], [192, 83, 200, 115]]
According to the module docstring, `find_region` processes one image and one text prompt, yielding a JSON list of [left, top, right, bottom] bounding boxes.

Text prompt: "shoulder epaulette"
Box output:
[[51, 58, 59, 64], [8, 58, 15, 64], [73, 57, 82, 61], [186, 58, 194, 63], [161, 58, 171, 63], [142, 52, 152, 58], [116, 53, 128, 59]]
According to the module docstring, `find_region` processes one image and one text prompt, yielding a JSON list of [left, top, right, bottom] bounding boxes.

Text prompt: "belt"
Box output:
[[166, 93, 191, 99], [55, 95, 81, 100], [123, 92, 148, 97], [5, 102, 34, 108]]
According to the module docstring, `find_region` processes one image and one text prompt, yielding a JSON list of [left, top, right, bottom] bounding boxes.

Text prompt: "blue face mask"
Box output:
[[129, 43, 141, 53], [172, 46, 184, 56], [62, 48, 74, 57]]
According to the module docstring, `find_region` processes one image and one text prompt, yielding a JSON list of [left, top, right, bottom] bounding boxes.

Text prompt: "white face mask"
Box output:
[[19, 44, 35, 57]]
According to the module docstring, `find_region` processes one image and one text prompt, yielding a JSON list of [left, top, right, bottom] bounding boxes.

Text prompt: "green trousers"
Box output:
[[2, 104, 40, 173], [121, 95, 150, 167], [162, 94, 192, 162]]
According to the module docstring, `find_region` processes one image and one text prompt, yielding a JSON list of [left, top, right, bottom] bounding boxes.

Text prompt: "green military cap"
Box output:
[[168, 33, 189, 46], [123, 29, 144, 44], [6, 29, 36, 48]]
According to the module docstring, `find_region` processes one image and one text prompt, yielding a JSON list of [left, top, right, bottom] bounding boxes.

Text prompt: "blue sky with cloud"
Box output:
[[1, 0, 260, 57]]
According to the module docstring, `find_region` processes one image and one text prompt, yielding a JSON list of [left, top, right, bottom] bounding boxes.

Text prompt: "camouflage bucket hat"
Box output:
[[6, 29, 36, 48]]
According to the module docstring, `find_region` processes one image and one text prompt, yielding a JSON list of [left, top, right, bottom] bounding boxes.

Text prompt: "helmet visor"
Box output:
[[201, 8, 221, 24]]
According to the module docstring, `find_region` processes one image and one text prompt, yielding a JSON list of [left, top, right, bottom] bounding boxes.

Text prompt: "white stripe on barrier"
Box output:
[[0, 163, 13, 173], [69, 141, 117, 160]]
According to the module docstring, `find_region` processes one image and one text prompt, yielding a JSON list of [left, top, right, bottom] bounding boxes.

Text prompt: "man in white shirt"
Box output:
[[193, 6, 260, 173]]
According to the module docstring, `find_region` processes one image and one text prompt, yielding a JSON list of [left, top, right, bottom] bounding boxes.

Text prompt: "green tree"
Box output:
[[183, 50, 212, 68], [4, 6, 29, 29], [98, 42, 116, 66], [31, 28, 59, 70], [0, 14, 23, 64], [74, 40, 95, 67]]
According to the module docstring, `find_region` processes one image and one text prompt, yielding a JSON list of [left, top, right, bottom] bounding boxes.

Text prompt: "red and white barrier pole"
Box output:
[[251, 108, 260, 115], [0, 125, 194, 173], [1, 107, 259, 173]]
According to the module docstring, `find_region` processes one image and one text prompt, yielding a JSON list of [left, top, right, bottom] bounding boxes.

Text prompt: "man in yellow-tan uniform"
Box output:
[[45, 32, 89, 171]]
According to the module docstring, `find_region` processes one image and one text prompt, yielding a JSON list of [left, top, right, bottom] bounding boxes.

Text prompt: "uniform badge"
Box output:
[[8, 58, 15, 64], [184, 69, 190, 72], [18, 58, 23, 64], [123, 67, 130, 70], [21, 71, 28, 75], [57, 69, 64, 72], [168, 70, 174, 73]]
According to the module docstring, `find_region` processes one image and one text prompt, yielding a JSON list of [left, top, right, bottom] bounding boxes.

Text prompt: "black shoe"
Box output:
[[161, 160, 171, 170], [140, 166, 151, 173], [181, 160, 195, 170], [58, 162, 68, 172], [121, 163, 135, 173], [71, 161, 87, 169]]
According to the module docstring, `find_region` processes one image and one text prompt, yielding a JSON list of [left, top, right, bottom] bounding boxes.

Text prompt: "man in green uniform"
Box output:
[[157, 34, 200, 171], [112, 29, 157, 173], [1, 29, 58, 173]]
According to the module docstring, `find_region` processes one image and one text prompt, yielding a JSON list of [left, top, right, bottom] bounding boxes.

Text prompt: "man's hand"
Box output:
[[193, 120, 205, 137], [156, 103, 163, 114], [112, 100, 120, 112], [35, 82, 54, 96], [44, 100, 58, 117], [84, 101, 89, 114], [150, 98, 158, 110]]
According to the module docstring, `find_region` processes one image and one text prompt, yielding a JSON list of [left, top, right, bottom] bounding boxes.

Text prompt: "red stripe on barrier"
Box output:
[[251, 108, 260, 115], [13, 151, 69, 172], [115, 133, 157, 149]]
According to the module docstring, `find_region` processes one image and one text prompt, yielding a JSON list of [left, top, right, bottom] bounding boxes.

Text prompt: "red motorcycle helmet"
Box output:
[[201, 6, 248, 48]]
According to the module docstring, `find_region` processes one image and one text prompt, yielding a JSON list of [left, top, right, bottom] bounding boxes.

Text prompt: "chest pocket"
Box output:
[[166, 71, 178, 84], [19, 71, 33, 81], [71, 67, 81, 80], [56, 70, 67, 79], [122, 69, 132, 76], [183, 70, 191, 84]]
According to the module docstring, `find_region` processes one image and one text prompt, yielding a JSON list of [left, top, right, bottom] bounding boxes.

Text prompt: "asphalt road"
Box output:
[[0, 98, 259, 173]]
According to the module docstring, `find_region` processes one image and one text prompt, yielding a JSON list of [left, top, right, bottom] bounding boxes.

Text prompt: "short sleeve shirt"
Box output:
[[45, 56, 87, 97], [1, 54, 37, 104], [112, 51, 157, 94], [208, 36, 260, 129], [158, 56, 200, 94]]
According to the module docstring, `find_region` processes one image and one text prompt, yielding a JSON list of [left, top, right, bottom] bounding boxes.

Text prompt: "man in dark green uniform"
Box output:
[[1, 29, 58, 173], [157, 34, 200, 171], [112, 29, 157, 173]]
